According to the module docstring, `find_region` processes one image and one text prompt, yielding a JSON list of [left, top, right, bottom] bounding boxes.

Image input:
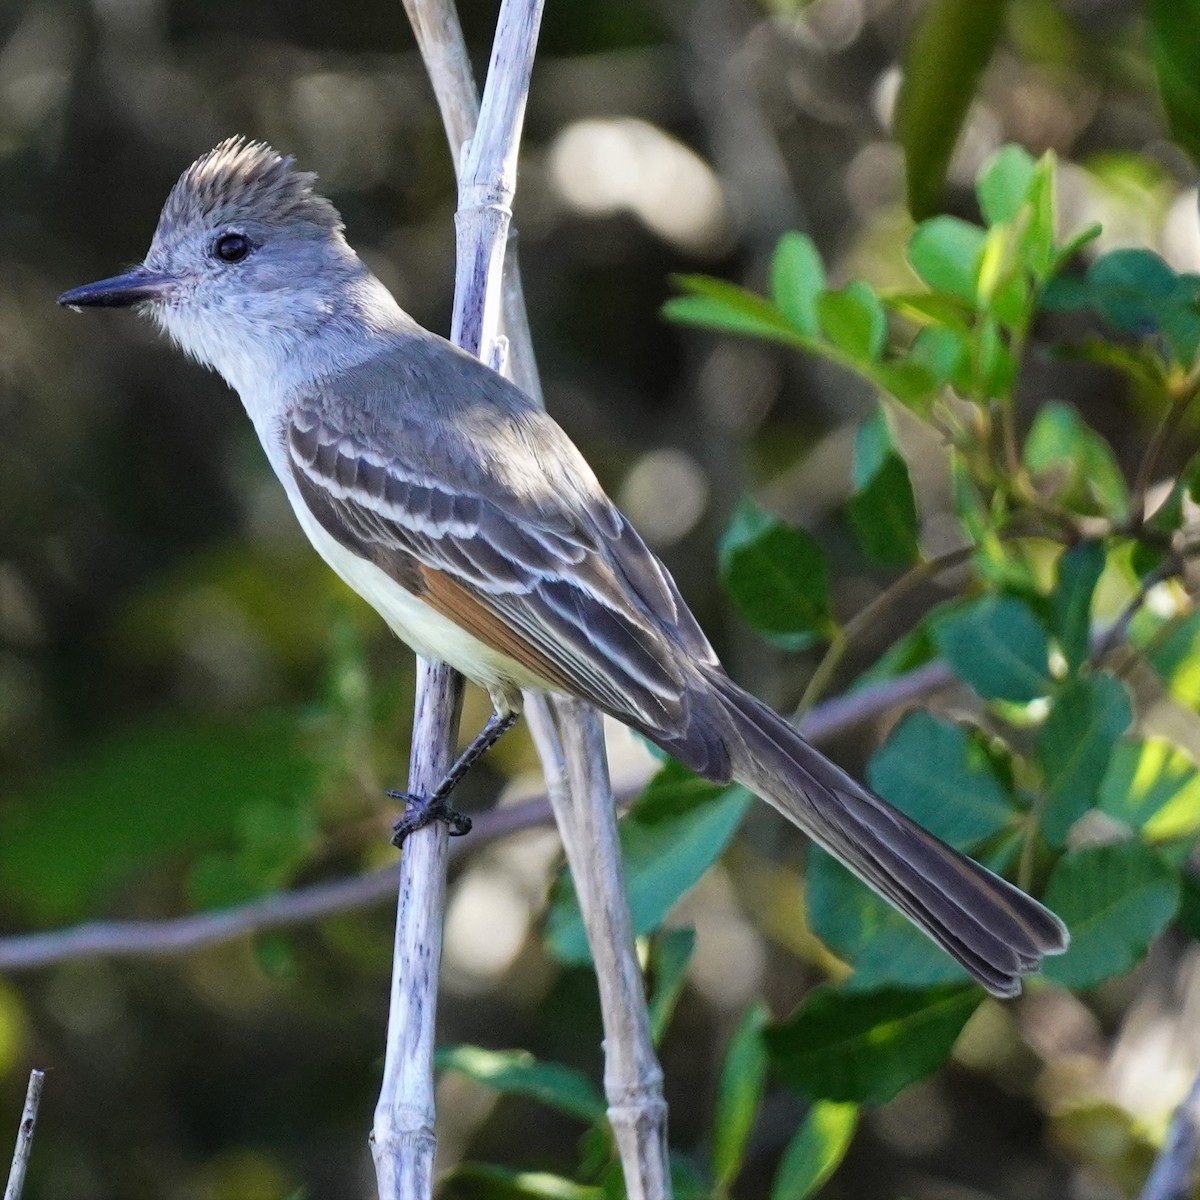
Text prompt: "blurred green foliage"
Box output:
[[657, 143, 1200, 1197], [0, 713, 319, 922]]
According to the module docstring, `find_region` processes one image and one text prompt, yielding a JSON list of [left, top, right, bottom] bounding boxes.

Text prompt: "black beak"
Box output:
[[58, 266, 177, 309]]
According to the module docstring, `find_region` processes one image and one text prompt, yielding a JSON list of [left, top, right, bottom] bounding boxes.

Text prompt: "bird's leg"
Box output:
[[389, 707, 521, 845]]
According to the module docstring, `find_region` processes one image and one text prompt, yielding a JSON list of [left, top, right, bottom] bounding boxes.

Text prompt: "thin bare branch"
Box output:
[[400, 0, 479, 155], [400, 0, 542, 404], [400, 2, 670, 1197], [1138, 1065, 1200, 1200], [527, 699, 670, 1200], [4, 1070, 45, 1200], [1091, 553, 1181, 669], [0, 660, 952, 974], [372, 3, 546, 1195], [1132, 364, 1200, 521]]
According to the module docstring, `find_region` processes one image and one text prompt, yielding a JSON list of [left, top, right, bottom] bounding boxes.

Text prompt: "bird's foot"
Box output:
[[387, 789, 473, 845]]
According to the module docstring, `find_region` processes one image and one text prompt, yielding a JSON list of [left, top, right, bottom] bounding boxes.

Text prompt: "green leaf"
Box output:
[[976, 314, 1015, 396], [866, 711, 1014, 847], [1098, 738, 1200, 842], [849, 406, 897, 487], [435, 1046, 605, 1123], [977, 145, 1037, 226], [189, 853, 261, 911], [1148, 0, 1200, 168], [933, 596, 1052, 702], [445, 1164, 603, 1199], [950, 456, 989, 545], [766, 985, 981, 1105], [648, 927, 696, 1045], [896, 0, 1007, 218], [1038, 673, 1133, 846], [888, 321, 969, 410], [719, 499, 833, 649], [817, 282, 888, 361], [1020, 153, 1061, 279], [1042, 842, 1180, 988], [0, 714, 318, 923], [1023, 402, 1129, 520], [1144, 609, 1200, 707], [770, 1100, 859, 1200], [907, 217, 987, 300], [845, 409, 921, 567], [547, 765, 752, 964], [950, 477, 1033, 592], [846, 455, 920, 566], [1054, 221, 1104, 269], [807, 850, 972, 991], [771, 233, 826, 337], [665, 276, 804, 345], [632, 759, 734, 825], [1088, 252, 1200, 364], [874, 360, 939, 415], [1052, 541, 1105, 670], [1042, 251, 1200, 366], [1088, 247, 1180, 304], [190, 793, 321, 909], [885, 290, 974, 330], [985, 266, 1032, 331], [713, 1002, 770, 1190], [577, 1127, 611, 1183], [251, 933, 297, 982]]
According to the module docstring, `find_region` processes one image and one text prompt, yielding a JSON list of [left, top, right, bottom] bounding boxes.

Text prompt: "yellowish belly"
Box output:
[[294, 503, 555, 696]]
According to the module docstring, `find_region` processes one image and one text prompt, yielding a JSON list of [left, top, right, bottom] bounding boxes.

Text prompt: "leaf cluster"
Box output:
[[431, 153, 1200, 1196], [445, 144, 1200, 1197]]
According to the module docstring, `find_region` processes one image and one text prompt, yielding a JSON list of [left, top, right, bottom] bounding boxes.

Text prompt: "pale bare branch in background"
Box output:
[[400, 1, 672, 1195], [1138, 1066, 1200, 1200], [373, 3, 551, 1195], [3, 1070, 45, 1200], [0, 659, 953, 974], [527, 697, 671, 1200]]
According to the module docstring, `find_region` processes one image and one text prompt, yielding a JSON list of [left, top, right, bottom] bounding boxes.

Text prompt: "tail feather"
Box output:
[[701, 671, 1069, 997]]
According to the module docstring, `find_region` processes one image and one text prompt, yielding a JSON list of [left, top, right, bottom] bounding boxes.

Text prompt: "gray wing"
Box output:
[[284, 338, 725, 772]]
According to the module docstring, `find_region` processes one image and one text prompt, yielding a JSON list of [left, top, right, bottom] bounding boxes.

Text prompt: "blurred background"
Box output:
[[1, 0, 1198, 1196]]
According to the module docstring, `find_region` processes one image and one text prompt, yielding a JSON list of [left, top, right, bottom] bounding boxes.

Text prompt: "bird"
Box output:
[[59, 137, 1068, 996]]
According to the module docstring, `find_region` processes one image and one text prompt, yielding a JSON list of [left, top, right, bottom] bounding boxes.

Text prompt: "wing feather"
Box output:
[[285, 374, 716, 739]]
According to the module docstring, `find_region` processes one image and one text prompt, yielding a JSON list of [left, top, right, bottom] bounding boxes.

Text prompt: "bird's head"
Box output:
[[59, 138, 370, 387]]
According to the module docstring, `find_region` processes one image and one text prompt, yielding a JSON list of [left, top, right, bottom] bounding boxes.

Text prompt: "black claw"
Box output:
[[388, 790, 472, 846], [446, 811, 473, 837], [384, 708, 518, 847]]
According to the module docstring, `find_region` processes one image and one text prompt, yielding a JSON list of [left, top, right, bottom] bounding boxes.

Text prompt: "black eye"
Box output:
[[213, 232, 252, 263]]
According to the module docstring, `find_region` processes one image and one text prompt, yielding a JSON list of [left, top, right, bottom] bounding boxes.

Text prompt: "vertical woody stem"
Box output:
[[371, 662, 462, 1198], [525, 698, 671, 1200], [386, 1, 673, 1197]]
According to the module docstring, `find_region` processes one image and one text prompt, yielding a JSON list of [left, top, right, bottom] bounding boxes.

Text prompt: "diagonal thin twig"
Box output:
[[3, 1070, 45, 1200], [1138, 1065, 1200, 1200], [0, 660, 954, 974]]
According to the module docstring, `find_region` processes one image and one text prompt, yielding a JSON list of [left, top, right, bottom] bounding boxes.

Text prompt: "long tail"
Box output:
[[699, 670, 1069, 997]]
